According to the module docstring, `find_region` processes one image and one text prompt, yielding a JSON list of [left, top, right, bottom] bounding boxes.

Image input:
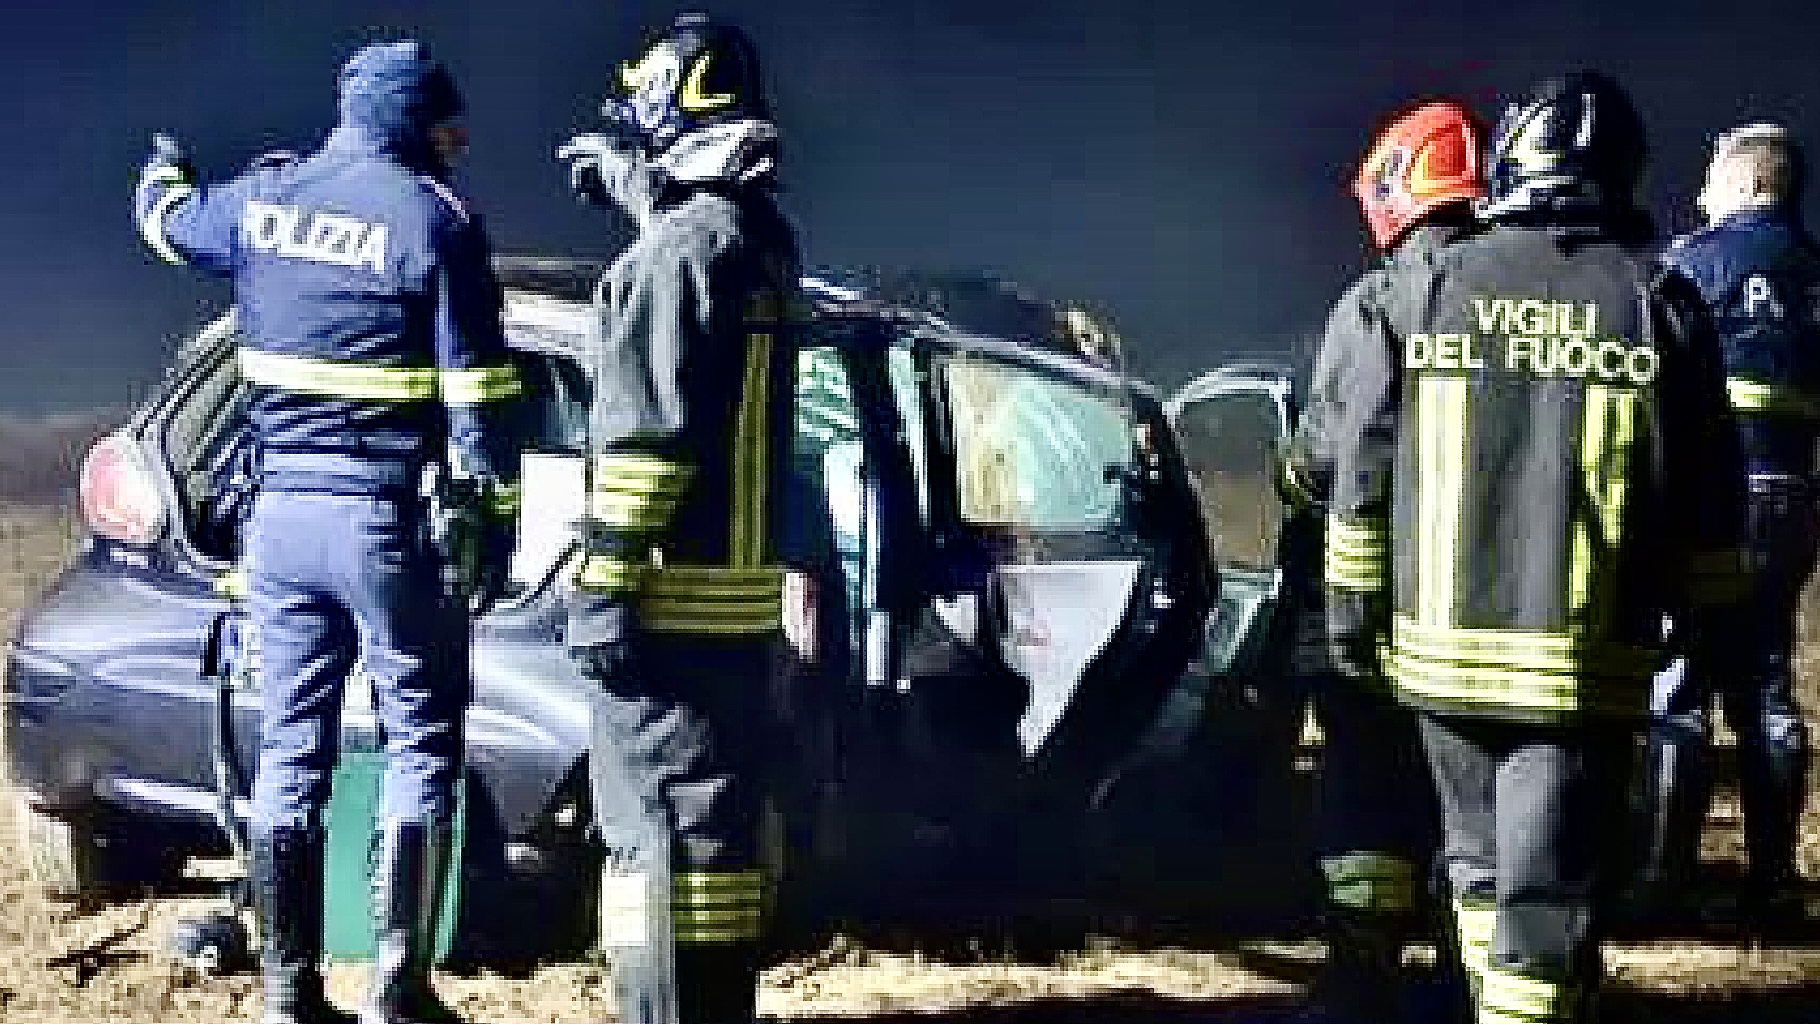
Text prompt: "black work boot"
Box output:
[[252, 824, 357, 1024], [675, 942, 764, 1024], [361, 821, 462, 1024], [1298, 917, 1405, 1024]]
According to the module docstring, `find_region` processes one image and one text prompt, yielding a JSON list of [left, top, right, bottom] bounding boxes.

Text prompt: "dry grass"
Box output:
[[3, 500, 1820, 1022]]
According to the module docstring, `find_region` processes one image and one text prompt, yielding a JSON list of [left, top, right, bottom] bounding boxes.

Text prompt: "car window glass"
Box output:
[[794, 346, 865, 611], [1172, 393, 1284, 569], [885, 345, 931, 527], [943, 354, 1136, 532]]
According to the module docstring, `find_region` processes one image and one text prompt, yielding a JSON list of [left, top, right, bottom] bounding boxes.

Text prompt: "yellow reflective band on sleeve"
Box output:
[[671, 869, 769, 944], [140, 177, 197, 266], [575, 554, 645, 595], [1414, 377, 1469, 627], [587, 491, 681, 531], [639, 564, 784, 634], [586, 454, 693, 534], [238, 349, 439, 401], [439, 364, 523, 404], [1727, 377, 1820, 419], [484, 482, 520, 519], [1452, 897, 1495, 996], [1325, 514, 1389, 592], [1480, 964, 1576, 1024], [1319, 853, 1417, 914], [729, 332, 772, 568], [1569, 386, 1637, 626]]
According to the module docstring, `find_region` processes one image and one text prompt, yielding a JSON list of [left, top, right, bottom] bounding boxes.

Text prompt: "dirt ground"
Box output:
[[3, 501, 1820, 1023]]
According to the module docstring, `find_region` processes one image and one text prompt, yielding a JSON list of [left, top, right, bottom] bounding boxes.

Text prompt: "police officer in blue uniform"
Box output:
[[1644, 123, 1817, 929], [134, 40, 522, 1024]]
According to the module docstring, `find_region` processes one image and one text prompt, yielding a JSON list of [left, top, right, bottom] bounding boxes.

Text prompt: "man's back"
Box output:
[[1356, 221, 1740, 721], [1664, 208, 1820, 477]]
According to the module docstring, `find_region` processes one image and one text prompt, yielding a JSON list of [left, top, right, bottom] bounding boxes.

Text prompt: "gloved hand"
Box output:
[[566, 590, 639, 680], [147, 133, 194, 180], [555, 133, 661, 224]]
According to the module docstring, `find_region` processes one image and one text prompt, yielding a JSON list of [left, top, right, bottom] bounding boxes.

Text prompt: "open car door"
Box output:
[[1167, 362, 1298, 684]]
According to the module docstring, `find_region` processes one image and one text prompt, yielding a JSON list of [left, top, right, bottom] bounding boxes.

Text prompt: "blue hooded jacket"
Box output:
[[133, 40, 521, 502], [1663, 205, 1820, 478]]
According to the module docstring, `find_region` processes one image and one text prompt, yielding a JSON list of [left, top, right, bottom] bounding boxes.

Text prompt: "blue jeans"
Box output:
[[247, 486, 466, 829]]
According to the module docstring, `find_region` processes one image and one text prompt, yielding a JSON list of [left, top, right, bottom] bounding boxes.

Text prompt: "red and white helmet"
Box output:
[[1351, 99, 1487, 253]]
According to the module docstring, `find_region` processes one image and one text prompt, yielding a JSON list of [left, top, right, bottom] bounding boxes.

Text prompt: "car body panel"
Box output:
[[5, 258, 1265, 948]]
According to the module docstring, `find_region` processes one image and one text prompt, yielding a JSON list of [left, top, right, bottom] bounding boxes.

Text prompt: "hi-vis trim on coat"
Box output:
[[577, 554, 644, 595], [239, 349, 523, 406], [1325, 514, 1389, 591], [671, 869, 769, 944], [1319, 852, 1417, 914], [1452, 896, 1495, 995], [1415, 377, 1469, 626], [138, 165, 196, 266], [1480, 963, 1576, 1024], [641, 564, 784, 634], [587, 453, 695, 534], [239, 349, 438, 400], [1727, 376, 1820, 418], [440, 365, 524, 404], [730, 331, 773, 569], [1568, 385, 1637, 623]]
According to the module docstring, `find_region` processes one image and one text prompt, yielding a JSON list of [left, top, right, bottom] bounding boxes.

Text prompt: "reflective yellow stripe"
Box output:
[[1387, 654, 1646, 715], [1727, 377, 1820, 418], [1480, 964, 1575, 1024], [214, 567, 249, 600], [1569, 386, 1636, 625], [590, 453, 694, 487], [1319, 853, 1417, 914], [586, 454, 692, 535], [1326, 514, 1388, 592], [440, 364, 523, 404], [1391, 617, 1654, 675], [484, 482, 520, 519], [238, 349, 438, 400], [1415, 377, 1468, 626], [576, 554, 645, 595], [639, 564, 784, 634], [1453, 897, 1495, 991], [588, 492, 681, 530], [730, 332, 771, 567], [672, 870, 768, 944], [140, 176, 196, 266]]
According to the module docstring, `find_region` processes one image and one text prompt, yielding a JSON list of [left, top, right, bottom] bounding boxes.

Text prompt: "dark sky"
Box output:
[[3, 0, 1818, 413]]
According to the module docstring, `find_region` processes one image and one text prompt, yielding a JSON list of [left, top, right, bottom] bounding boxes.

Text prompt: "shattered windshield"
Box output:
[[943, 354, 1137, 532]]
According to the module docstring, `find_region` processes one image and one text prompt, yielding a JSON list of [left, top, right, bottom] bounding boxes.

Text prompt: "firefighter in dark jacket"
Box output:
[[556, 14, 804, 1024], [1640, 122, 1818, 928], [135, 40, 522, 1024], [1282, 97, 1485, 1021], [1325, 72, 1748, 1024]]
